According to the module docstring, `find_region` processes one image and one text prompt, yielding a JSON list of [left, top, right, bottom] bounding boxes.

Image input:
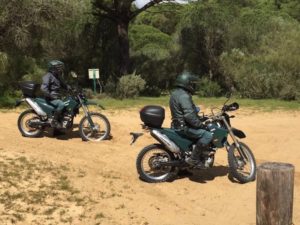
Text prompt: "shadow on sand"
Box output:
[[169, 165, 240, 184], [42, 124, 82, 141], [187, 165, 229, 183], [41, 124, 113, 141]]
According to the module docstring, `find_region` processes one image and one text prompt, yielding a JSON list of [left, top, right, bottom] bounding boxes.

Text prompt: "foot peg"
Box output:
[[185, 157, 207, 169], [130, 132, 143, 145]]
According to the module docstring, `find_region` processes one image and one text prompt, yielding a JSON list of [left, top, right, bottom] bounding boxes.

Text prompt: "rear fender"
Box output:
[[15, 99, 26, 107]]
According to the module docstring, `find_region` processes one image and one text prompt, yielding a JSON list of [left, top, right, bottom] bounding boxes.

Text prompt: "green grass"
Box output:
[[1, 95, 299, 111], [94, 96, 300, 111]]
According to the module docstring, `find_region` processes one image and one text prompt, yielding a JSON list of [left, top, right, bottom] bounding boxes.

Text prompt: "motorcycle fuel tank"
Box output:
[[160, 128, 194, 152], [64, 97, 78, 113], [207, 123, 228, 148]]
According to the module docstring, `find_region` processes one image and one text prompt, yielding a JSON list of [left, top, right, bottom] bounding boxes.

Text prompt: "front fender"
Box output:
[[232, 128, 246, 139], [85, 100, 105, 110]]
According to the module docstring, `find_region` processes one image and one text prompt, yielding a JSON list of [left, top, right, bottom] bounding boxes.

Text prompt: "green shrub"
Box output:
[[0, 95, 16, 108], [116, 73, 146, 99], [22, 62, 45, 82], [279, 84, 299, 101], [141, 85, 162, 97], [95, 93, 109, 99], [197, 77, 222, 97], [83, 88, 94, 99], [0, 52, 9, 94], [104, 77, 117, 97], [0, 52, 8, 74]]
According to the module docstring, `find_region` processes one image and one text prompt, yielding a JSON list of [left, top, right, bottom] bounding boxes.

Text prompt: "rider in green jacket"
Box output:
[[169, 72, 213, 168]]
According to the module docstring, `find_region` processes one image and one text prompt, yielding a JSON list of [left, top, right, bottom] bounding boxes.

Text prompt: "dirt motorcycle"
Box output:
[[15, 75, 110, 142], [130, 97, 256, 183]]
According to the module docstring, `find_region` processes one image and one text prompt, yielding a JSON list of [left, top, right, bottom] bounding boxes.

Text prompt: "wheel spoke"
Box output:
[[20, 112, 41, 136], [229, 142, 256, 182], [141, 149, 172, 181]]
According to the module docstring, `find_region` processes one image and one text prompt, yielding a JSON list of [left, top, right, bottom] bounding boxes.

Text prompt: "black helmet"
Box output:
[[175, 71, 199, 94], [48, 60, 64, 75]]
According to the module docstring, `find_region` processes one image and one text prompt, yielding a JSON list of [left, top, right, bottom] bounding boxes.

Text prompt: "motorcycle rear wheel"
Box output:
[[18, 109, 43, 137], [136, 144, 177, 183], [228, 142, 256, 183]]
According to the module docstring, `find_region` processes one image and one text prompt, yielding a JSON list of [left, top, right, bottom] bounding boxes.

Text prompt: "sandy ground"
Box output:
[[0, 107, 299, 225]]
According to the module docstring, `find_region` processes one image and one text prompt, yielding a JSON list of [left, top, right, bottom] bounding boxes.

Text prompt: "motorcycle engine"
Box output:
[[62, 115, 73, 129], [202, 149, 216, 168], [204, 156, 215, 168]]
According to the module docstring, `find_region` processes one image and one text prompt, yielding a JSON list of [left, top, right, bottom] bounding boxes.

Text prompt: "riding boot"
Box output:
[[51, 111, 62, 128], [185, 144, 207, 169]]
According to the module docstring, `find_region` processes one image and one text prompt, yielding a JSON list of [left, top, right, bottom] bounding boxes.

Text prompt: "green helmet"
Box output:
[[48, 60, 65, 75], [175, 71, 199, 94]]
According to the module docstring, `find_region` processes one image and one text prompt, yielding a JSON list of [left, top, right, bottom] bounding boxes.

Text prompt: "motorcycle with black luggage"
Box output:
[[131, 97, 256, 183], [15, 73, 110, 142]]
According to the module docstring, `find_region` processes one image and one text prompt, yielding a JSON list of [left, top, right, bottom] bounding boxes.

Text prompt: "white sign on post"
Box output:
[[88, 69, 100, 79]]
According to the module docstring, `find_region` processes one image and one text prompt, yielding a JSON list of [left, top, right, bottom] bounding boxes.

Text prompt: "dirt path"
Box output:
[[0, 108, 299, 225]]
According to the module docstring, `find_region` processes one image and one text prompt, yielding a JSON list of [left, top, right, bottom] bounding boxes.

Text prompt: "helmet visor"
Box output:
[[189, 76, 200, 92], [56, 64, 64, 73]]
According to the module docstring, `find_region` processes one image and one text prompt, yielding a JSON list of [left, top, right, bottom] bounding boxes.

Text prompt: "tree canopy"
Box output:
[[0, 0, 299, 101]]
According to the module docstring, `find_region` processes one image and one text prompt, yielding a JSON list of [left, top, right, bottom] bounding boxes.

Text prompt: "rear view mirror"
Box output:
[[70, 71, 78, 78], [228, 102, 239, 111]]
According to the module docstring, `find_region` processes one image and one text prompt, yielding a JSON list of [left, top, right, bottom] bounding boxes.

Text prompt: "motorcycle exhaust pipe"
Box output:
[[158, 160, 185, 167], [151, 130, 181, 154], [25, 98, 47, 117], [28, 120, 50, 128]]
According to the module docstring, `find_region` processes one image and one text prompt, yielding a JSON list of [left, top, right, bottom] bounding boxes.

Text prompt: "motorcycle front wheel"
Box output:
[[79, 112, 110, 141], [136, 144, 177, 183], [17, 109, 43, 137], [228, 142, 256, 183]]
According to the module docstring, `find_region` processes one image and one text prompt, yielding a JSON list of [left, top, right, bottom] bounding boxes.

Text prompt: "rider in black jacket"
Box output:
[[41, 60, 69, 128], [169, 72, 213, 168]]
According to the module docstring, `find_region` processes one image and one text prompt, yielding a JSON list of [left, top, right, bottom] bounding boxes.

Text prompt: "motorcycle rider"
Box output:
[[169, 72, 213, 168], [41, 60, 70, 128]]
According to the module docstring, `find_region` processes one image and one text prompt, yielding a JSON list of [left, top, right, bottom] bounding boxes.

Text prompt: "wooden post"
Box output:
[[257, 162, 294, 225]]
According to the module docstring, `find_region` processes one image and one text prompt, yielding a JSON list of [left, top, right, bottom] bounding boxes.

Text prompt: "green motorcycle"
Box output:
[[131, 98, 256, 183], [16, 81, 110, 141]]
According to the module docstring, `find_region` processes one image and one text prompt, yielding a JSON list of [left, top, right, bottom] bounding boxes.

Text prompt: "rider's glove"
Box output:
[[50, 94, 60, 100], [199, 123, 208, 130]]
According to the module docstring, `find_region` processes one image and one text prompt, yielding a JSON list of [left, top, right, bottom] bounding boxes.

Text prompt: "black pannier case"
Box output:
[[19, 81, 39, 98], [140, 105, 165, 128]]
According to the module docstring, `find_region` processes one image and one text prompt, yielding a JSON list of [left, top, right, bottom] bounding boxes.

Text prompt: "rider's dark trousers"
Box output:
[[184, 128, 213, 146], [50, 99, 65, 115]]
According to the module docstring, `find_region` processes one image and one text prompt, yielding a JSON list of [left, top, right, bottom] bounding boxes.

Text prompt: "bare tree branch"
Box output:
[[130, 0, 175, 19], [142, 3, 183, 14]]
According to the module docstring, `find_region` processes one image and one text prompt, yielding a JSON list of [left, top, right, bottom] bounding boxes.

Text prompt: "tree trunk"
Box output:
[[117, 20, 130, 75], [275, 0, 281, 9], [257, 162, 294, 225]]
